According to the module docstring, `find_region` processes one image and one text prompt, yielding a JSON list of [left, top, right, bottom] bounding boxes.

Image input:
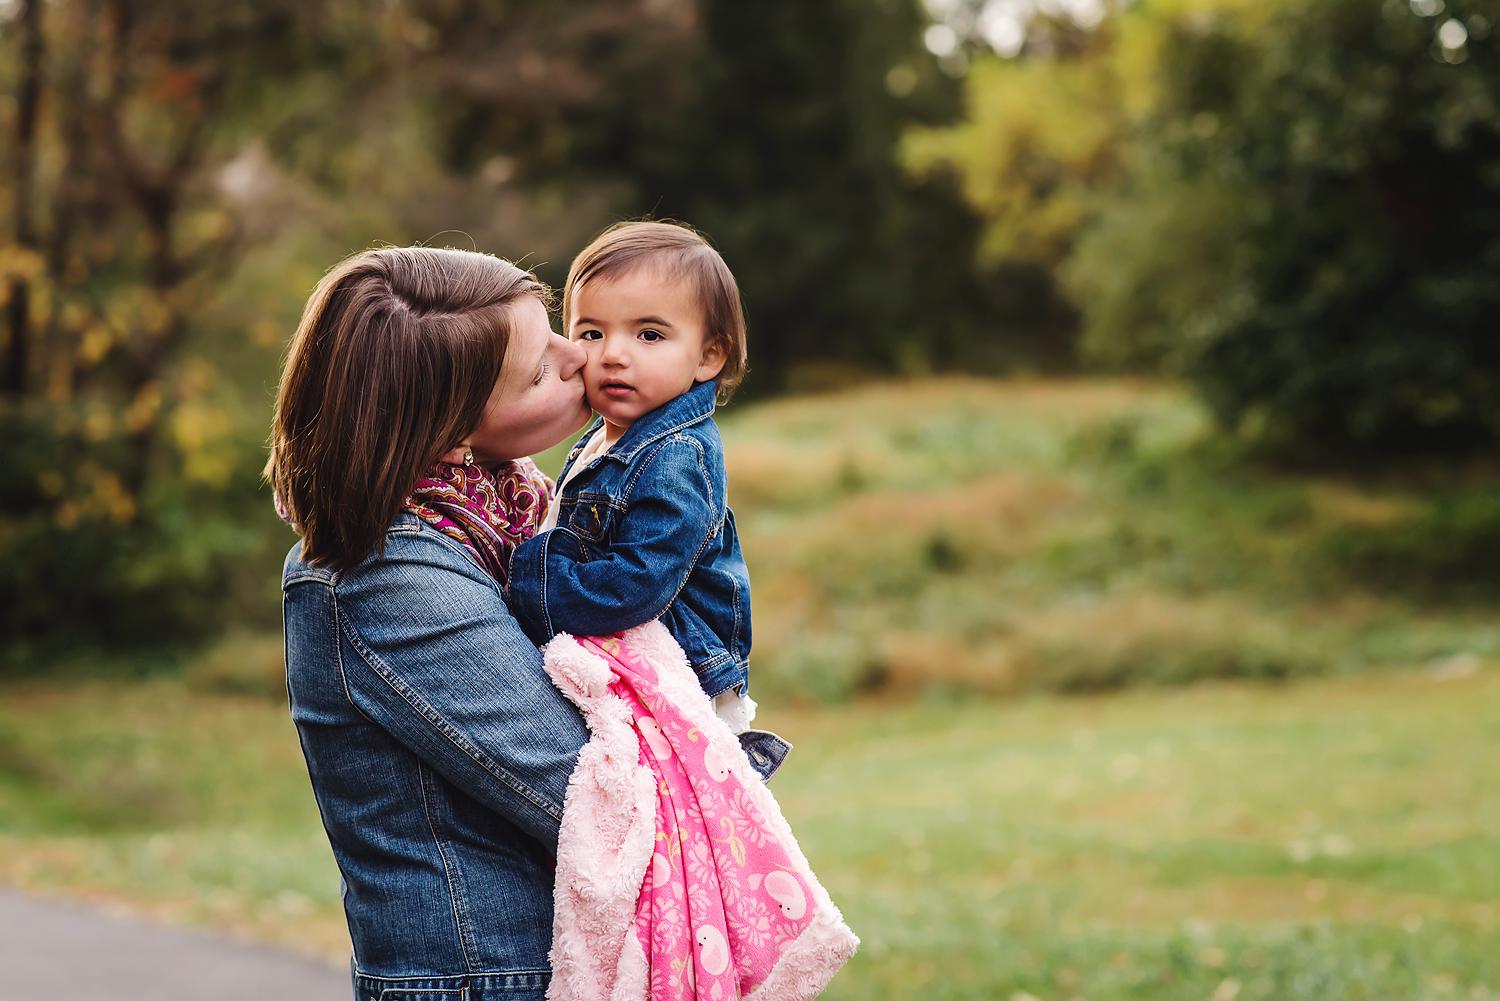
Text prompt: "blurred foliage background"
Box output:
[[5, 2, 1500, 996], [0, 0, 1497, 672]]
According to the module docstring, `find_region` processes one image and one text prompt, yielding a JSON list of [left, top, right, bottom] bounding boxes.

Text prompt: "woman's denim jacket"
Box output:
[[282, 517, 590, 1001], [507, 379, 751, 700]]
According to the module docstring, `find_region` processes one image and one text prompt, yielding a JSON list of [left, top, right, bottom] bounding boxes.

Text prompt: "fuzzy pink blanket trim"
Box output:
[[543, 622, 858, 1001]]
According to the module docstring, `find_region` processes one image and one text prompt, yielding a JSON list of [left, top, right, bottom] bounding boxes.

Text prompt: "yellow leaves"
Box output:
[[899, 0, 1294, 269], [179, 209, 233, 255], [84, 400, 115, 442], [171, 399, 229, 453], [106, 286, 173, 341], [902, 53, 1124, 266], [77, 324, 115, 367], [172, 401, 235, 487], [250, 319, 284, 349], [169, 357, 234, 487], [176, 356, 217, 399], [123, 381, 163, 435], [0, 243, 44, 284], [0, 244, 44, 311], [54, 465, 136, 528], [59, 303, 120, 371], [717, 816, 747, 866]]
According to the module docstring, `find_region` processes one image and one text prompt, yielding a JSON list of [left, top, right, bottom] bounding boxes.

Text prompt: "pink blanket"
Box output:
[[543, 622, 859, 1001]]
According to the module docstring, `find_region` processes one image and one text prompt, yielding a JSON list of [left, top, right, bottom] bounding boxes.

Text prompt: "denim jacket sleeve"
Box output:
[[330, 531, 589, 852], [506, 436, 717, 642]]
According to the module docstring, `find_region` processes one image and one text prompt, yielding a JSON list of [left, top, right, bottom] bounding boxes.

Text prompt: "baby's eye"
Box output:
[[577, 329, 602, 341], [639, 329, 664, 342]]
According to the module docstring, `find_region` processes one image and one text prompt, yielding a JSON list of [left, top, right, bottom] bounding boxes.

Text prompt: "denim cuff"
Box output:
[[354, 970, 550, 1001], [738, 729, 793, 782], [506, 526, 588, 643]]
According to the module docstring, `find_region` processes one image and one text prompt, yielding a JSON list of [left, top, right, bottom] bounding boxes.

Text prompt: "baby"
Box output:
[[506, 221, 772, 752]]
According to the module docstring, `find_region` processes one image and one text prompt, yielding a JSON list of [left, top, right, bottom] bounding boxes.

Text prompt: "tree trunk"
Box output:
[[4, 0, 43, 399]]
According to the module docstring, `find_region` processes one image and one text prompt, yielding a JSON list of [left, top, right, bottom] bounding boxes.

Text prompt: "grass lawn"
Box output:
[[4, 377, 1497, 995], [711, 378, 1500, 700], [3, 663, 1500, 998], [776, 668, 1500, 1000]]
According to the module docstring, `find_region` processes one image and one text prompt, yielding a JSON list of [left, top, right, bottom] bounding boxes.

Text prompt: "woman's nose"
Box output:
[[557, 335, 587, 379]]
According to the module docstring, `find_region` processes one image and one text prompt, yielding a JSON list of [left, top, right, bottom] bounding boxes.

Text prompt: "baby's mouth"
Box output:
[[599, 380, 634, 399]]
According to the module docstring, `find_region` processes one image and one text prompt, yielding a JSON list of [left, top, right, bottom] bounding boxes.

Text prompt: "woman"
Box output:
[[267, 247, 594, 1001]]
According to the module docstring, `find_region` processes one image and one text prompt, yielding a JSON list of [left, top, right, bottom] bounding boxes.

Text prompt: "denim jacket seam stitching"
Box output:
[[614, 441, 659, 503], [612, 402, 711, 464], [605, 438, 713, 607], [284, 569, 333, 587], [356, 970, 553, 982], [330, 590, 376, 725], [536, 534, 552, 638], [417, 760, 481, 971], [414, 524, 502, 593], [641, 436, 726, 649], [640, 436, 717, 570], [336, 606, 563, 822], [561, 422, 597, 475], [620, 430, 705, 503], [697, 650, 733, 670], [561, 431, 706, 513], [730, 566, 742, 662], [684, 440, 732, 641]]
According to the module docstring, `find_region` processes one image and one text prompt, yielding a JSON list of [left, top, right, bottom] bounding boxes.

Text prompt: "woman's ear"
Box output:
[[695, 338, 728, 383], [438, 441, 473, 466]]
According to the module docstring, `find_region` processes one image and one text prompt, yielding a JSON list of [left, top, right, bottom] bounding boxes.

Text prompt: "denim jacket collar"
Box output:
[[575, 379, 718, 468]]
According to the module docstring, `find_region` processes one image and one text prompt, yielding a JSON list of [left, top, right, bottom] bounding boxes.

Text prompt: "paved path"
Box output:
[[0, 887, 350, 1001]]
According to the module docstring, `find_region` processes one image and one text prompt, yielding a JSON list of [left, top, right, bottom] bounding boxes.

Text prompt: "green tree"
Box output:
[[1137, 0, 1500, 455], [0, 0, 695, 664], [0, 0, 1021, 664], [552, 0, 1064, 384], [913, 0, 1500, 456], [0, 0, 348, 662]]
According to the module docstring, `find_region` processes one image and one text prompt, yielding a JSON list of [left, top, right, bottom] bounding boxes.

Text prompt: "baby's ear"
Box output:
[[696, 338, 728, 383]]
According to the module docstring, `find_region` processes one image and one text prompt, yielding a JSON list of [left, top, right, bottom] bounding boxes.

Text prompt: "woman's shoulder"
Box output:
[[282, 513, 501, 596]]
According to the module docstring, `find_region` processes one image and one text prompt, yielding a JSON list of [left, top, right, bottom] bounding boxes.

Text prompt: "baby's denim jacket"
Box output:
[[507, 379, 751, 700]]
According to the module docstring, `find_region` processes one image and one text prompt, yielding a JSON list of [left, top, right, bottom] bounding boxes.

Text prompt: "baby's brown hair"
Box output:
[[562, 220, 747, 403]]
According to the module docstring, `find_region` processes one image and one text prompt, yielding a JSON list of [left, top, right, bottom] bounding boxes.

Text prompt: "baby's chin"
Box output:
[[590, 395, 642, 418]]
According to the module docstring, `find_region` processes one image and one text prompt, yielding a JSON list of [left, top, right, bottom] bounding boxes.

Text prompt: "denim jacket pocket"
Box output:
[[565, 490, 618, 546]]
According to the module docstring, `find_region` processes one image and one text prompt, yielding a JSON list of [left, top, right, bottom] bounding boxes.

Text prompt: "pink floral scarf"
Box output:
[[543, 622, 859, 1001], [402, 457, 552, 585]]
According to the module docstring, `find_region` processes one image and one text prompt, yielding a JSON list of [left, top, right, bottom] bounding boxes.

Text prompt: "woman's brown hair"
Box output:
[[562, 220, 747, 403], [267, 247, 546, 572]]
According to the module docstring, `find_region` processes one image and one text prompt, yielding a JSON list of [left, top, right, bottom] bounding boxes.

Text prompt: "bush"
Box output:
[[1321, 485, 1500, 596], [0, 411, 285, 671], [1072, 0, 1500, 458]]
